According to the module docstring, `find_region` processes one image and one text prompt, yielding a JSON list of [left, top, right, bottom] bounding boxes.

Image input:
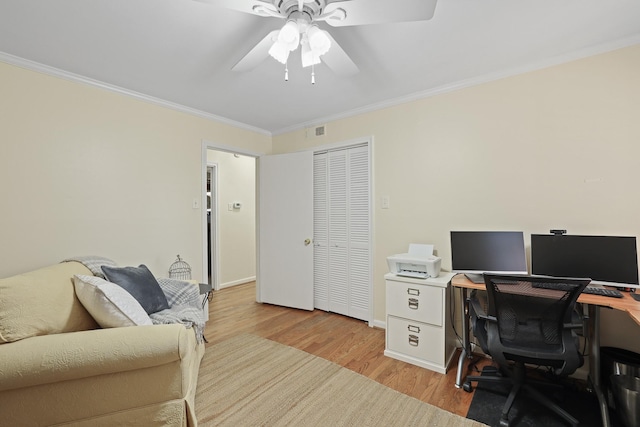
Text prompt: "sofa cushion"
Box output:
[[0, 262, 99, 344], [101, 264, 170, 315], [74, 275, 153, 328]]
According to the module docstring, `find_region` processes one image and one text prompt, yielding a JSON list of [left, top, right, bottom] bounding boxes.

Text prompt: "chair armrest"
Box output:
[[565, 322, 583, 329], [565, 303, 586, 332], [469, 290, 495, 322]]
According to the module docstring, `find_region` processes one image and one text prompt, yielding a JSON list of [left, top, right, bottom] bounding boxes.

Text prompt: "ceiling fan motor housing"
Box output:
[[275, 0, 326, 20]]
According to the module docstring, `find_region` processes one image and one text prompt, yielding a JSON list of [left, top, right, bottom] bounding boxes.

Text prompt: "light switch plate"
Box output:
[[381, 196, 390, 209]]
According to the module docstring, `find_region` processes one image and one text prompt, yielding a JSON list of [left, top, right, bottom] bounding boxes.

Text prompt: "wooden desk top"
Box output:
[[451, 273, 640, 326]]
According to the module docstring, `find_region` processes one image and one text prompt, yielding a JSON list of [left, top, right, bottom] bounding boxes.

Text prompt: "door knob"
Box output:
[[304, 238, 312, 246]]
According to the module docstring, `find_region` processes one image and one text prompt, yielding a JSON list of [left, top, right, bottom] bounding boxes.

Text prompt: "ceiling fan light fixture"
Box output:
[[266, 12, 334, 82], [306, 25, 331, 56], [277, 20, 300, 51], [268, 41, 290, 64], [301, 37, 321, 68]]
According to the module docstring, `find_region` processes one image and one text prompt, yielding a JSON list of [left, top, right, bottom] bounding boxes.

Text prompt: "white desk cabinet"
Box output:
[[384, 272, 456, 374]]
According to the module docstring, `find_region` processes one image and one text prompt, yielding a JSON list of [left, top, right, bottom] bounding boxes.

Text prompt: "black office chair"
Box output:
[[463, 273, 590, 427]]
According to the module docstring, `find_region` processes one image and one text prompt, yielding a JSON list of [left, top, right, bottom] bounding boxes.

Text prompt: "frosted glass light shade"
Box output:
[[307, 25, 331, 56], [278, 20, 300, 51], [268, 41, 290, 64], [301, 38, 321, 67]]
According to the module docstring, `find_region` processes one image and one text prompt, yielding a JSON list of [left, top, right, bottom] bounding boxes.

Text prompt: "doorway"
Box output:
[[200, 139, 372, 324], [206, 164, 218, 288], [202, 145, 257, 291]]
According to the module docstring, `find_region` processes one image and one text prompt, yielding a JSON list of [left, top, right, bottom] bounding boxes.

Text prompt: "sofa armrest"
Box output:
[[0, 323, 194, 392]]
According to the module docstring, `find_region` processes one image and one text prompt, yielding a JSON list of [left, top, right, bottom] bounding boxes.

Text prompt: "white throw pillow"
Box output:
[[73, 274, 153, 328]]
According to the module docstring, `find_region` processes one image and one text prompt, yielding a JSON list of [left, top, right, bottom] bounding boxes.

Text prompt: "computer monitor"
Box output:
[[531, 234, 639, 289], [450, 231, 528, 283]]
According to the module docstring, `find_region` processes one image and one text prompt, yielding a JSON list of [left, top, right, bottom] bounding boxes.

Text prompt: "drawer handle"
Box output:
[[408, 334, 419, 346], [407, 288, 420, 296], [408, 298, 419, 310], [408, 325, 420, 333]]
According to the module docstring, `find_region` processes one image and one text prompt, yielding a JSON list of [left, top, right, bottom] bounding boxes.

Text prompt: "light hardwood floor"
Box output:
[[203, 281, 490, 418]]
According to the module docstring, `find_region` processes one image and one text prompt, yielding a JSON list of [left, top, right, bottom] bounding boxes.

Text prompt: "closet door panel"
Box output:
[[348, 146, 370, 247], [313, 153, 329, 310], [328, 150, 349, 315], [349, 247, 369, 320], [329, 245, 349, 315], [347, 145, 370, 321], [328, 150, 348, 245]]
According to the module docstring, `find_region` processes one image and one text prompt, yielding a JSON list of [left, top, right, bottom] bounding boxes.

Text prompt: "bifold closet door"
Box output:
[[313, 145, 370, 321]]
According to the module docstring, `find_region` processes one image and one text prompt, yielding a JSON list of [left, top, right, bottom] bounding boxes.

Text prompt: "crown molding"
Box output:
[[0, 51, 272, 137], [3, 33, 639, 139], [272, 35, 640, 136]]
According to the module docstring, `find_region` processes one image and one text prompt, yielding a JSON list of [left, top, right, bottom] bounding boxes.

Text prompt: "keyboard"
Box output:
[[532, 282, 623, 298], [583, 286, 623, 298]]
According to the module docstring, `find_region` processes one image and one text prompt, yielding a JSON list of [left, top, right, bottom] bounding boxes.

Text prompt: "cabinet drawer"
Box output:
[[386, 280, 443, 326], [387, 316, 444, 364]]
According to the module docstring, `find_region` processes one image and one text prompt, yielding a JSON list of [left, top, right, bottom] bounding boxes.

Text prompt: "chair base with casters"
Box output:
[[463, 362, 580, 427]]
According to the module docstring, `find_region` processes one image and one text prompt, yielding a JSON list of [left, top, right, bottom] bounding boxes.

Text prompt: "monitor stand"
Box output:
[[464, 273, 484, 284]]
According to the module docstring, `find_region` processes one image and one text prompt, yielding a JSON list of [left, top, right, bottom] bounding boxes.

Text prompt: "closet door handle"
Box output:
[[304, 238, 312, 246]]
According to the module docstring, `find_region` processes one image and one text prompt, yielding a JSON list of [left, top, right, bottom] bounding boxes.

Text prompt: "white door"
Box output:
[[258, 151, 314, 310]]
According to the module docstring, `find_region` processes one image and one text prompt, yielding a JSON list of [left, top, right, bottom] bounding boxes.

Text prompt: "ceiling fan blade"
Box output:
[[232, 30, 279, 72], [194, 0, 279, 17], [322, 0, 438, 27], [321, 33, 358, 76]]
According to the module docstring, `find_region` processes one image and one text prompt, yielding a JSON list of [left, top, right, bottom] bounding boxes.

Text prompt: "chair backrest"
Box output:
[[482, 273, 590, 375]]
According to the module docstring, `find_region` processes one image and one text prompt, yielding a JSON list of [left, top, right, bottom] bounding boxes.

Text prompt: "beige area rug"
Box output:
[[195, 334, 487, 426]]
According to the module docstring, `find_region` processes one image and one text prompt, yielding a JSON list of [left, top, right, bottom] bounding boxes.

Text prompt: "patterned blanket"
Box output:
[[62, 255, 116, 278], [154, 277, 206, 343], [63, 256, 206, 343]]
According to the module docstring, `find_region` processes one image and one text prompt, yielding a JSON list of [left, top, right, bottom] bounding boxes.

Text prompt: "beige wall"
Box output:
[[206, 150, 256, 287], [273, 45, 640, 352], [0, 61, 270, 280], [2, 44, 640, 353]]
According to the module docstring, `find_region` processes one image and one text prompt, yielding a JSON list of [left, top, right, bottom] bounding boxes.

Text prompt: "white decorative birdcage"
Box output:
[[169, 254, 192, 280]]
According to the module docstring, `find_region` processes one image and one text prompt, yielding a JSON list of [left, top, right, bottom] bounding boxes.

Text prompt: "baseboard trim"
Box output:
[[219, 276, 256, 289], [371, 319, 386, 330]]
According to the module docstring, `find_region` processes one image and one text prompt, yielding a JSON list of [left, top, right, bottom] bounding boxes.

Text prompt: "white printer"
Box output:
[[387, 243, 442, 279]]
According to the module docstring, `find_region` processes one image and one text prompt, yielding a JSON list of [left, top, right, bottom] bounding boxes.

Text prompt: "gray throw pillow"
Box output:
[[101, 264, 170, 315]]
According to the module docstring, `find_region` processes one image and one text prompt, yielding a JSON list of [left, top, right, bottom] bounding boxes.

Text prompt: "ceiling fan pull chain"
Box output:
[[311, 64, 315, 85], [285, 62, 289, 81]]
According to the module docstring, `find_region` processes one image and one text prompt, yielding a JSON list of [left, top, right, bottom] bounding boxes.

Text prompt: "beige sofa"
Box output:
[[0, 261, 205, 426]]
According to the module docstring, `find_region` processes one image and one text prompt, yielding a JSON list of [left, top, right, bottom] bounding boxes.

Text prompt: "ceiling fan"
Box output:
[[196, 0, 438, 82]]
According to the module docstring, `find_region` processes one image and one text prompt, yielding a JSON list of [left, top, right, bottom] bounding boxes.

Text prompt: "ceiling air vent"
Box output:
[[315, 125, 326, 137]]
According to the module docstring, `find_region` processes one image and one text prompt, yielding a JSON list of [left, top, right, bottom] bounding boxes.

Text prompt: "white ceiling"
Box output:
[[1, 0, 639, 135]]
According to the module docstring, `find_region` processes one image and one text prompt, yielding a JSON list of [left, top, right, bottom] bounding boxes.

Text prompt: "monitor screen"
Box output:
[[450, 231, 528, 282], [531, 234, 639, 288]]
